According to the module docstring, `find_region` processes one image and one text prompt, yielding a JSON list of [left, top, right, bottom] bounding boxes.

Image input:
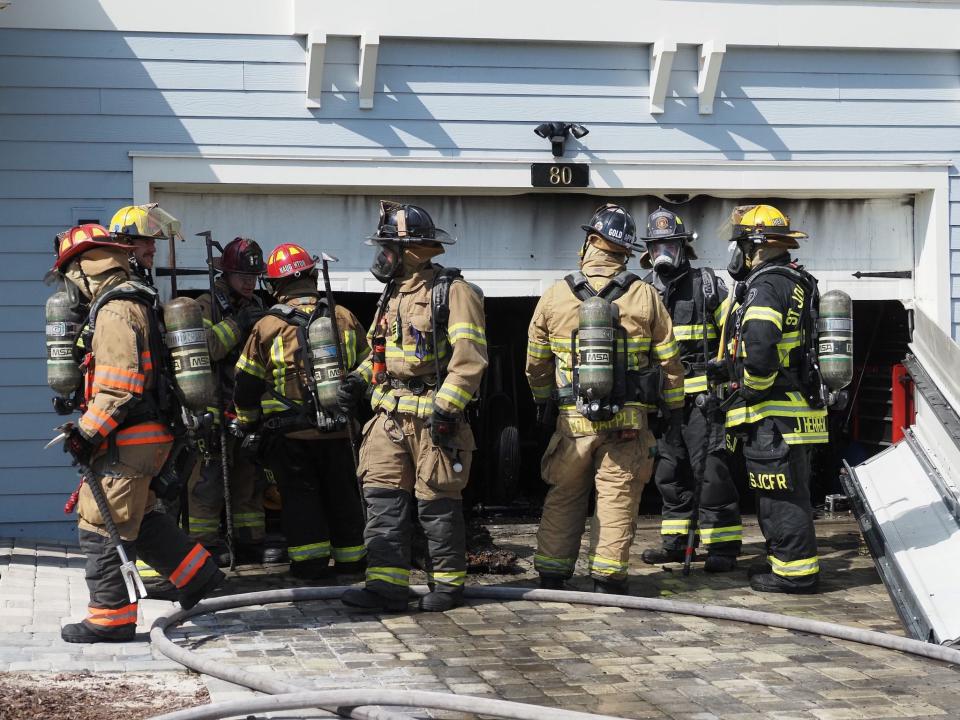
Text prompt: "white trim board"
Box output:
[[4, 0, 960, 50], [131, 153, 950, 319]]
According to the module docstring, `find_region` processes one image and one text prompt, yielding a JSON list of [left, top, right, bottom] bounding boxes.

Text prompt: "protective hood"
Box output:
[[64, 248, 130, 301], [402, 244, 444, 274], [580, 241, 628, 279], [275, 274, 320, 303]]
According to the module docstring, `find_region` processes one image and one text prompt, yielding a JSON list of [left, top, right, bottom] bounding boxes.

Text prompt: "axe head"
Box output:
[[321, 252, 340, 263]]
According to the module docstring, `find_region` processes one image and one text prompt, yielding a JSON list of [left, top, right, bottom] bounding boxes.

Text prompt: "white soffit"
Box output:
[[3, 1, 960, 50]]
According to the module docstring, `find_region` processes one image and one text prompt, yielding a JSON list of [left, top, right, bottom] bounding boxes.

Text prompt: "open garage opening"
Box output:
[[152, 189, 918, 513]]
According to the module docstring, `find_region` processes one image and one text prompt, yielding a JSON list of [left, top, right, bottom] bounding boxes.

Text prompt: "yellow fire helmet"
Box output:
[[109, 203, 182, 240], [729, 204, 807, 248]]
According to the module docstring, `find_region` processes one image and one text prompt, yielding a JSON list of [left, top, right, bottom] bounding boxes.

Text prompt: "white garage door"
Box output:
[[154, 191, 914, 299]]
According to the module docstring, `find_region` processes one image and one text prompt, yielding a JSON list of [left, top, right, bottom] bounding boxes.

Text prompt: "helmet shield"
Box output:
[[109, 204, 181, 240]]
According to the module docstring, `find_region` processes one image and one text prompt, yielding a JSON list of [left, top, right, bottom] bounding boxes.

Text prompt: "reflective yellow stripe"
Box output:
[[653, 339, 680, 360], [356, 362, 374, 383], [233, 512, 264, 529], [588, 554, 627, 576], [743, 367, 777, 391], [768, 554, 820, 577], [672, 325, 719, 342], [188, 517, 220, 532], [699, 525, 743, 544], [270, 336, 285, 397], [135, 560, 161, 578], [211, 319, 238, 349], [332, 545, 367, 563], [725, 392, 827, 428], [448, 322, 487, 346], [714, 296, 731, 326], [526, 340, 553, 359], [367, 566, 410, 587], [777, 331, 802, 365], [288, 542, 331, 562], [661, 518, 690, 535], [430, 570, 466, 587], [530, 384, 552, 401], [236, 354, 266, 379], [436, 383, 473, 410], [663, 386, 685, 405], [780, 431, 830, 445], [534, 554, 575, 573], [234, 407, 261, 424], [684, 375, 708, 394], [742, 306, 783, 330]]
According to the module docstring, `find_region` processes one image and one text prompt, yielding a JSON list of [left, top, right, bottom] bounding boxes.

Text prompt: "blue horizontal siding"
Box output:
[[2, 116, 959, 153], [0, 440, 71, 469], [0, 521, 75, 543], [0, 332, 43, 359], [0, 386, 56, 414], [1, 28, 960, 539], [0, 29, 305, 63]]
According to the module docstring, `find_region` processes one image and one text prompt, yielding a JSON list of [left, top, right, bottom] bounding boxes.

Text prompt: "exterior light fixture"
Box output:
[[533, 122, 590, 157]]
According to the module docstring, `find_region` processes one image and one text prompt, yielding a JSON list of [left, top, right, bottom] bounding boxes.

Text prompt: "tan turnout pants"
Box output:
[[535, 428, 656, 583]]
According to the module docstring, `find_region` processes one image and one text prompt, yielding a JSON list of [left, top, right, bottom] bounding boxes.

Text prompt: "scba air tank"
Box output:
[[577, 296, 616, 412], [308, 316, 342, 411], [45, 291, 83, 396], [817, 289, 854, 392], [163, 297, 215, 411]]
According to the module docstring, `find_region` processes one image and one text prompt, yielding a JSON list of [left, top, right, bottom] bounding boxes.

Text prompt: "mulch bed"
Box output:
[[0, 672, 208, 720]]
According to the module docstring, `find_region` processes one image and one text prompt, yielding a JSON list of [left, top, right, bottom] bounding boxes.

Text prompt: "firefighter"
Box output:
[[526, 204, 685, 594], [337, 201, 488, 613], [708, 204, 827, 594], [638, 208, 741, 572], [109, 204, 162, 285], [52, 222, 224, 643], [187, 237, 282, 566], [232, 243, 368, 580]]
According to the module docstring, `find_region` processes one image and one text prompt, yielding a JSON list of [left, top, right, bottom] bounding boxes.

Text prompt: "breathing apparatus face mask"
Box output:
[[647, 240, 683, 275], [370, 241, 403, 283], [727, 238, 756, 281]]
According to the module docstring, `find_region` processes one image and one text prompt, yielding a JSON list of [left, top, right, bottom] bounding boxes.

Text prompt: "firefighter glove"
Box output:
[[65, 428, 96, 467], [428, 407, 460, 446], [705, 358, 730, 384], [336, 373, 367, 415], [234, 305, 266, 333], [665, 408, 684, 448]]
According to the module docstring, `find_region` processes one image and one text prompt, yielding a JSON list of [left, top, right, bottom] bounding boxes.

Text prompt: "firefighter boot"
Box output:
[[342, 487, 412, 612], [704, 555, 738, 573], [750, 572, 820, 595], [539, 575, 567, 590], [417, 497, 467, 612], [61, 622, 136, 644], [641, 547, 690, 565], [593, 578, 629, 595]]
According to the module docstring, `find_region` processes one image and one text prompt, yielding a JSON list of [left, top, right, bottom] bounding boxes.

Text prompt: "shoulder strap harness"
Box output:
[[564, 270, 641, 303]]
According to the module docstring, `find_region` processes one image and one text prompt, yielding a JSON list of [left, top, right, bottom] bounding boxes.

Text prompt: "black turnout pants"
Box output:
[[653, 396, 741, 557]]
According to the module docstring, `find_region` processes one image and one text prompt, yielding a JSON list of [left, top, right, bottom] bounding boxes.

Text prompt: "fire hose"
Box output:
[[150, 585, 960, 720]]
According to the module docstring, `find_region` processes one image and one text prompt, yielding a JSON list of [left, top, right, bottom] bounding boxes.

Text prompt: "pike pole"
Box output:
[[319, 253, 366, 523], [199, 230, 236, 571]]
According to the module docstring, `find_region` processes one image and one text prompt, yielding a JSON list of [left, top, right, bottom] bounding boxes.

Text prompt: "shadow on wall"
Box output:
[[0, 9, 199, 541]]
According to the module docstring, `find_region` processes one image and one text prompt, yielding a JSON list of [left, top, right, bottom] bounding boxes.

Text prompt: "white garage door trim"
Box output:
[[131, 152, 952, 325]]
